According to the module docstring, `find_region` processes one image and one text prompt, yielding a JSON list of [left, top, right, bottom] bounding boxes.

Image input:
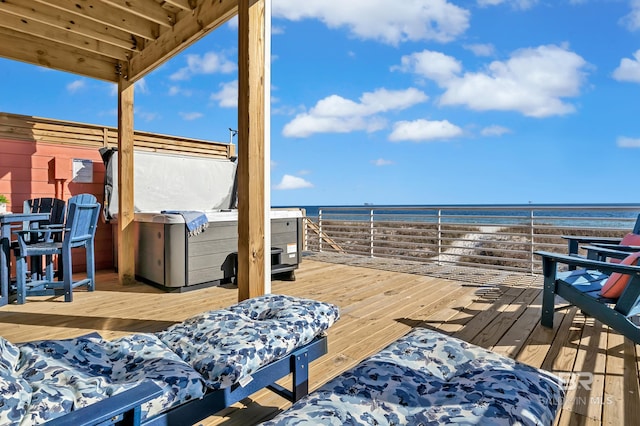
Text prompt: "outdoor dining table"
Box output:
[[0, 212, 51, 306]]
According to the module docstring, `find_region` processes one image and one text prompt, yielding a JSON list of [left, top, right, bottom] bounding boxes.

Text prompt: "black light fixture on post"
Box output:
[[229, 128, 238, 145]]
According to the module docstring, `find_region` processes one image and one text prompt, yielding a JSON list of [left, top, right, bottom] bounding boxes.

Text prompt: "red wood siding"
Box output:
[[0, 138, 113, 271]]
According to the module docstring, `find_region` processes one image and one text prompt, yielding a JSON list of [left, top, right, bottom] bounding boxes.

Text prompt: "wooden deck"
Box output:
[[1, 255, 638, 425]]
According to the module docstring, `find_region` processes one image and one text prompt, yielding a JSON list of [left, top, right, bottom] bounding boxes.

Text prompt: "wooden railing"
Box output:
[[0, 112, 234, 159]]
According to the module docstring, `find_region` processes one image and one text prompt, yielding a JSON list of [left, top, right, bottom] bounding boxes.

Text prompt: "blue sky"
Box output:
[[2, 0, 640, 206]]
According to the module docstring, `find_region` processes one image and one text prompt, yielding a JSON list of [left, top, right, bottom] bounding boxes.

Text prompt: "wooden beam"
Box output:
[[163, 0, 195, 11], [100, 0, 175, 27], [237, 0, 266, 301], [0, 0, 142, 52], [117, 78, 136, 285], [0, 27, 118, 82], [34, 0, 159, 40], [127, 0, 250, 83], [0, 10, 131, 61]]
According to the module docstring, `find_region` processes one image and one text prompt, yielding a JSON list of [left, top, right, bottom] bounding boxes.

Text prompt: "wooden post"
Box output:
[[237, 0, 268, 301], [263, 0, 272, 295], [117, 76, 136, 285]]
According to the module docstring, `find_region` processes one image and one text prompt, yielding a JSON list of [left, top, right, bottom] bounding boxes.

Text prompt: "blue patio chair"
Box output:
[[535, 249, 640, 344], [13, 194, 100, 304], [22, 197, 67, 234], [564, 213, 640, 258], [18, 197, 66, 278]]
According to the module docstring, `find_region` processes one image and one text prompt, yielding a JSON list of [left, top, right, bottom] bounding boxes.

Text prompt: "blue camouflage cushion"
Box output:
[[13, 333, 207, 425], [157, 294, 340, 389], [0, 337, 31, 425], [261, 328, 565, 426]]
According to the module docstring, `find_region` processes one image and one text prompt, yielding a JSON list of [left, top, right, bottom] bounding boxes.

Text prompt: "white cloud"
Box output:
[[464, 43, 495, 57], [272, 104, 304, 116], [372, 158, 395, 166], [274, 174, 314, 190], [272, 0, 470, 45], [477, 0, 538, 9], [283, 112, 387, 138], [135, 78, 149, 94], [283, 88, 428, 138], [481, 125, 511, 136], [620, 0, 640, 31], [211, 80, 238, 108], [170, 52, 236, 81], [442, 45, 587, 117], [66, 79, 85, 93], [617, 136, 640, 148], [613, 50, 640, 83], [168, 86, 193, 96], [135, 108, 159, 122], [389, 119, 463, 142], [397, 45, 588, 118], [179, 112, 204, 121], [393, 50, 462, 86], [99, 108, 118, 118]]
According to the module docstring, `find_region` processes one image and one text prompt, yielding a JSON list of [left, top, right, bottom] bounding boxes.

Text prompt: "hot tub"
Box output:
[[132, 209, 302, 290], [100, 148, 304, 291]]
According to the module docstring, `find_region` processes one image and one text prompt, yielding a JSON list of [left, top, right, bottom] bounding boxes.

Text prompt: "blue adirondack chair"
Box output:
[[22, 197, 67, 233], [12, 194, 100, 304], [564, 213, 640, 257], [19, 197, 66, 278], [535, 249, 640, 344]]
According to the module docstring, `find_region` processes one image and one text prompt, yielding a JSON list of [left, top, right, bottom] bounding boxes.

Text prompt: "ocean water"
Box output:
[[281, 204, 640, 229]]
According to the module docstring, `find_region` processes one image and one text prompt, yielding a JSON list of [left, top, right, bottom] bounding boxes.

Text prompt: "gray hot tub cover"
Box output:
[[100, 148, 237, 221]]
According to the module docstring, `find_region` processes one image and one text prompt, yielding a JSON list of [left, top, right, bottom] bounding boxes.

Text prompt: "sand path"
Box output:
[[435, 226, 504, 263]]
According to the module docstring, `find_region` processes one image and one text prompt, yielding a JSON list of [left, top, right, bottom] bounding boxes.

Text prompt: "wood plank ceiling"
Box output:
[[0, 0, 240, 83]]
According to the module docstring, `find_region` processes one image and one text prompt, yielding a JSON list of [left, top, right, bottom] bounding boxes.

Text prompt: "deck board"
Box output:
[[0, 254, 638, 425], [603, 329, 625, 425]]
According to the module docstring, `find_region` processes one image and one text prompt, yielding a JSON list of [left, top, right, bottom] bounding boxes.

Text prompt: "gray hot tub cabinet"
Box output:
[[132, 210, 303, 290]]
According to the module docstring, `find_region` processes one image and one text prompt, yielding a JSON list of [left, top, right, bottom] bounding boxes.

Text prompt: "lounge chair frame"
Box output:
[[45, 335, 328, 426]]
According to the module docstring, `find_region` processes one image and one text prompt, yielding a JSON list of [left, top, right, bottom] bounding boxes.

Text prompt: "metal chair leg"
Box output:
[[62, 248, 73, 302], [16, 255, 27, 304]]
